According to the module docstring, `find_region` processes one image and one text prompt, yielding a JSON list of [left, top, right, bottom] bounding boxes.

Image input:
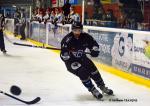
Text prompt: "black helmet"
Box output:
[[72, 22, 83, 30]]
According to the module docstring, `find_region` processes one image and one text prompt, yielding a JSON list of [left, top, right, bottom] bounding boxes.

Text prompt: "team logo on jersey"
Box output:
[[71, 62, 81, 70], [72, 50, 84, 58]]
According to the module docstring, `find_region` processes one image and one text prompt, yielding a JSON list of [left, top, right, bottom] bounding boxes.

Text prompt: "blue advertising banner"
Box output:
[[88, 30, 116, 65], [65, 0, 78, 5], [70, 0, 78, 4], [88, 29, 133, 72], [132, 64, 150, 79]]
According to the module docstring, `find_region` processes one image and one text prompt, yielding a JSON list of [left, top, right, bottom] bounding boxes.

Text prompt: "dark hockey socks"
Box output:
[[82, 78, 94, 91]]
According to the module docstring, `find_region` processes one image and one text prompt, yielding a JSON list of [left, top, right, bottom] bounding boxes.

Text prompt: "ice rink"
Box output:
[[0, 35, 150, 106]]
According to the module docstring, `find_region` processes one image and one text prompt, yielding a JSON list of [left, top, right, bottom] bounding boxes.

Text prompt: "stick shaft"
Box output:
[[13, 42, 61, 50], [0, 90, 40, 105], [13, 42, 90, 54]]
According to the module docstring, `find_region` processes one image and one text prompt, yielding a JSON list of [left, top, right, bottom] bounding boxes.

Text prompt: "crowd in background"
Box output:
[[84, 0, 148, 30], [3, 0, 150, 31], [2, 0, 149, 39], [11, 0, 81, 40], [13, 8, 26, 40], [31, 6, 80, 25]]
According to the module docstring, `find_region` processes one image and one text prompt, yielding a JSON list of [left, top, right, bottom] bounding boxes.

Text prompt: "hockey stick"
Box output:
[[3, 33, 53, 50], [13, 42, 91, 54], [0, 90, 41, 105], [13, 42, 61, 50]]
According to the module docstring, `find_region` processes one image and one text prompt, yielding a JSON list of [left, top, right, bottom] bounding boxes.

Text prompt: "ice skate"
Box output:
[[90, 87, 103, 99], [100, 86, 113, 95], [1, 49, 7, 54]]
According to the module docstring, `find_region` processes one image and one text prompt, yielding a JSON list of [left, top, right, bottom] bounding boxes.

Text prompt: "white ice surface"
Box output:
[[0, 35, 150, 106]]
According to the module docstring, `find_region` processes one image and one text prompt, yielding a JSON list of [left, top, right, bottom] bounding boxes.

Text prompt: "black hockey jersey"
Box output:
[[60, 32, 99, 63]]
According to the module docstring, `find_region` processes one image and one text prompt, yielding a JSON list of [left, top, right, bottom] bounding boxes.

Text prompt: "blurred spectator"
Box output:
[[48, 10, 55, 23], [105, 9, 116, 21], [119, 0, 143, 29], [0, 13, 7, 53], [67, 6, 80, 24], [62, 0, 71, 17], [31, 9, 38, 21], [51, 8, 60, 25], [123, 19, 131, 29], [20, 9, 26, 40], [54, 8, 64, 23], [14, 10, 21, 36], [35, 8, 43, 22], [84, 11, 89, 25], [93, 8, 104, 20], [117, 13, 125, 28], [43, 8, 50, 23], [14, 9, 21, 19]]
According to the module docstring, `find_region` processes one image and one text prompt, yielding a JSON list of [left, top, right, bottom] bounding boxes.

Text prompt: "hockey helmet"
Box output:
[[72, 22, 83, 30]]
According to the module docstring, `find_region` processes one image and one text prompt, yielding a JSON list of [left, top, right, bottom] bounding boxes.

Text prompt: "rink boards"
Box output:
[[5, 18, 150, 88]]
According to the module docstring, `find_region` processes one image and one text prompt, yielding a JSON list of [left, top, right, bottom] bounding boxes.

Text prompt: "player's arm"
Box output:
[[87, 34, 100, 57], [2, 17, 6, 30], [60, 36, 82, 70], [60, 37, 72, 63]]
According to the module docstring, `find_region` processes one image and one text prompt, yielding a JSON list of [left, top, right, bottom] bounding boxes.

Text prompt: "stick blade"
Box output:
[[26, 97, 41, 105]]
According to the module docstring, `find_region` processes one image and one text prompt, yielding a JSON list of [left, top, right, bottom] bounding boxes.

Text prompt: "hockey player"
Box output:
[[60, 22, 113, 99], [0, 13, 7, 53]]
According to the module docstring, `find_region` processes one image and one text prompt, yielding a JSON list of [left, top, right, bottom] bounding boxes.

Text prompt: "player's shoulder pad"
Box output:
[[62, 32, 73, 43]]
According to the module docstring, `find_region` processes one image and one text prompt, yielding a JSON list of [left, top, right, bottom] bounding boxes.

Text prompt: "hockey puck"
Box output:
[[10, 85, 22, 96]]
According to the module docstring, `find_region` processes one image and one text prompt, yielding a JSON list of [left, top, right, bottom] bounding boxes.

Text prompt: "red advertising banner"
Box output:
[[52, 0, 58, 7], [52, 0, 56, 4]]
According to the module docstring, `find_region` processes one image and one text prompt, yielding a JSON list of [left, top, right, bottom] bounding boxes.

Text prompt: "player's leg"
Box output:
[[0, 30, 6, 53], [86, 59, 113, 95], [77, 67, 103, 99], [65, 62, 103, 99], [90, 69, 113, 95]]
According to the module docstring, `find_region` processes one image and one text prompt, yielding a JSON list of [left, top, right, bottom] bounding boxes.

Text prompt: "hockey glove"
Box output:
[[60, 52, 70, 61], [90, 46, 100, 57]]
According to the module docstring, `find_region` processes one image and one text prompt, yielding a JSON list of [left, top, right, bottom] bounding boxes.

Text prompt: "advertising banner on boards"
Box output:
[[88, 29, 133, 72], [30, 22, 40, 41], [88, 29, 116, 65], [39, 23, 46, 43], [111, 33, 133, 72], [132, 34, 150, 78], [47, 23, 70, 48]]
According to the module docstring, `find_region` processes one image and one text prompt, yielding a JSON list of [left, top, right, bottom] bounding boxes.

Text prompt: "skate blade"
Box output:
[[3, 52, 7, 54], [102, 91, 115, 96]]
